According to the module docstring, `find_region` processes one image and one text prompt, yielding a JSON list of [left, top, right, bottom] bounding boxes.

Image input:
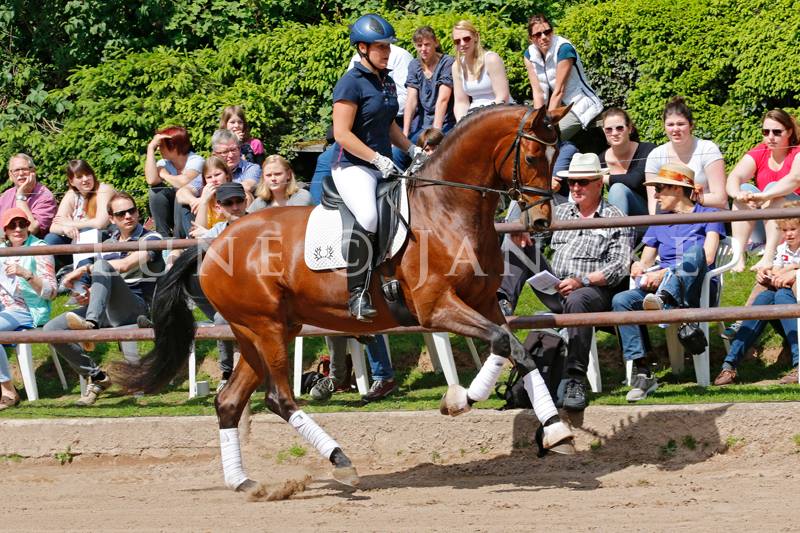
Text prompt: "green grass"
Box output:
[[0, 253, 798, 420]]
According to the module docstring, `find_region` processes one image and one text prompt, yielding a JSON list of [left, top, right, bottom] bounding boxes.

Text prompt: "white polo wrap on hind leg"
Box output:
[[466, 354, 507, 402], [289, 410, 340, 459], [219, 428, 248, 490], [523, 369, 558, 423]]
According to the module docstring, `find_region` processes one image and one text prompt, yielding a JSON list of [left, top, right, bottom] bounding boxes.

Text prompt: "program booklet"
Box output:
[[526, 270, 561, 295]]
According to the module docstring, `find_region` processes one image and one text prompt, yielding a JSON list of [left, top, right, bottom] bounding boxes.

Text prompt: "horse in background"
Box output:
[[117, 104, 571, 500]]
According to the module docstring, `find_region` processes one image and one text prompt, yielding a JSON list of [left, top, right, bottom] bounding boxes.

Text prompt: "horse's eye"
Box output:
[[525, 155, 537, 165]]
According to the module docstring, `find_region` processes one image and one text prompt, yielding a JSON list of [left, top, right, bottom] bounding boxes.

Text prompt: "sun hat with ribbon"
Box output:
[[643, 162, 695, 189]]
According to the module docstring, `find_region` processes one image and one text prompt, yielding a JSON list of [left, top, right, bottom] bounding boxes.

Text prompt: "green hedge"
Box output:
[[558, 0, 800, 164]]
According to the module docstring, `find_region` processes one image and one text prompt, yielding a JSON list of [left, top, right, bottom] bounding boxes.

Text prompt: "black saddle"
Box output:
[[321, 175, 407, 266]]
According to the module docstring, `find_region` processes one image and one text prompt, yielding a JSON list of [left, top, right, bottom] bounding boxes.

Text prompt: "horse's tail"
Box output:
[[114, 243, 206, 394]]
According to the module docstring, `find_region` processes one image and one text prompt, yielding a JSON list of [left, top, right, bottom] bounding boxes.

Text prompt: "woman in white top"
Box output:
[[451, 20, 511, 122], [46, 160, 113, 243], [644, 96, 727, 214]]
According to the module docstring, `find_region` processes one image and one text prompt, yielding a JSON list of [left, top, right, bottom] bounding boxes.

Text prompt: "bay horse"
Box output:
[[118, 104, 574, 500]]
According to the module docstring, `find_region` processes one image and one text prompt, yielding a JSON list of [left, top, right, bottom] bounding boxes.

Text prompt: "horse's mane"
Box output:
[[408, 104, 527, 191]]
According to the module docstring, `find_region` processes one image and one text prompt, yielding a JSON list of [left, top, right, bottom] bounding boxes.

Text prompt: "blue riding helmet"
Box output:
[[349, 14, 397, 46]]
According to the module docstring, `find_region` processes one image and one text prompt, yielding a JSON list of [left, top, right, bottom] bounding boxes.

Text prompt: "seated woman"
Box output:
[[144, 126, 204, 237], [247, 155, 312, 213], [46, 192, 164, 406], [612, 163, 724, 402], [0, 208, 57, 410], [645, 96, 728, 214], [726, 109, 800, 271], [190, 156, 235, 237], [219, 105, 265, 166], [45, 160, 114, 270], [417, 127, 444, 155], [714, 204, 800, 386], [599, 108, 656, 217], [451, 20, 511, 122]]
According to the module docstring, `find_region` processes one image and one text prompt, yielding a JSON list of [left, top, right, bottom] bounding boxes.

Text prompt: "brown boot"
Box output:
[[713, 368, 737, 386]]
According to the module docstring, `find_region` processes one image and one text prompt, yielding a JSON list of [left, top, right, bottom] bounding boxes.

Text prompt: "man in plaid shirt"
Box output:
[[500, 153, 634, 411]]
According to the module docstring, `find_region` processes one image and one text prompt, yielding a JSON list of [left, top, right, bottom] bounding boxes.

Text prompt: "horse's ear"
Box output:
[[548, 104, 573, 125], [526, 106, 548, 131]]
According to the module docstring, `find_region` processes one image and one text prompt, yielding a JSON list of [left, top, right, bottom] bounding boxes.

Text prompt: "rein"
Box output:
[[398, 107, 557, 210]]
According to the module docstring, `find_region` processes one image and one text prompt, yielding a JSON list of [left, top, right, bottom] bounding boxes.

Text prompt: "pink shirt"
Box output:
[[0, 182, 58, 237], [746, 143, 800, 192]]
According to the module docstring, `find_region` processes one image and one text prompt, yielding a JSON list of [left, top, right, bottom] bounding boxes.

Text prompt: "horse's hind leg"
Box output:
[[215, 325, 267, 499], [248, 321, 360, 487]]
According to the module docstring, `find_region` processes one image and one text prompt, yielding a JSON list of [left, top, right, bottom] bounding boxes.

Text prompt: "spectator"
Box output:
[[416, 127, 445, 155], [612, 163, 724, 401], [310, 126, 336, 206], [599, 108, 656, 218], [46, 192, 164, 406], [451, 20, 511, 122], [645, 96, 727, 213], [247, 155, 312, 213], [219, 105, 265, 166], [45, 159, 114, 271], [191, 156, 234, 237], [1, 153, 57, 237], [499, 153, 634, 411], [0, 208, 57, 410], [176, 129, 260, 237], [144, 126, 204, 237], [403, 26, 456, 143], [726, 109, 800, 272], [714, 204, 800, 386]]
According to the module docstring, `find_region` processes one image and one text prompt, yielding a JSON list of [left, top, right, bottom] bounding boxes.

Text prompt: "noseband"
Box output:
[[400, 107, 557, 211]]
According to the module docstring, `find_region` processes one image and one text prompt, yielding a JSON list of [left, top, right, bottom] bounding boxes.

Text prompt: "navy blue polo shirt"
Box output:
[[332, 63, 399, 169]]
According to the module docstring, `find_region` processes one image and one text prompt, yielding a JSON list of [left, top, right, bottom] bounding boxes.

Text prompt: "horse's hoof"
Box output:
[[236, 479, 268, 501], [439, 384, 471, 417], [542, 421, 576, 455], [332, 465, 360, 487]]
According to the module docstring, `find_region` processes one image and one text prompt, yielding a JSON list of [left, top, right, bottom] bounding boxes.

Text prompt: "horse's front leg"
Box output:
[[421, 291, 575, 454]]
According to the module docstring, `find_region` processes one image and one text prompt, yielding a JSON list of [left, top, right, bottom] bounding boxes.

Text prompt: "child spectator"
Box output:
[[247, 155, 311, 212], [416, 127, 445, 155], [190, 156, 233, 237], [219, 105, 265, 166], [714, 203, 800, 386]]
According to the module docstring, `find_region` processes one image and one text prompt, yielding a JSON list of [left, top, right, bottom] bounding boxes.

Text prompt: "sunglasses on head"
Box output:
[[220, 197, 245, 207], [603, 125, 625, 134], [762, 128, 785, 137], [5, 219, 29, 230], [530, 28, 553, 39], [112, 206, 137, 218], [453, 35, 472, 45], [567, 178, 595, 187]]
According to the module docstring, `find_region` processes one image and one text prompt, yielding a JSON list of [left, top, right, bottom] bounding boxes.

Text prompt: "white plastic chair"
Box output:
[[596, 237, 740, 387], [14, 341, 70, 401]]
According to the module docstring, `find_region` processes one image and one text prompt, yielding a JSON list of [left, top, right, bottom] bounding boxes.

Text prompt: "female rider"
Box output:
[[331, 14, 422, 321]]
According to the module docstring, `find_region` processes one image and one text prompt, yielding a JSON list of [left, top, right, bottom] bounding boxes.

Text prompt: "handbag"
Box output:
[[678, 322, 707, 355]]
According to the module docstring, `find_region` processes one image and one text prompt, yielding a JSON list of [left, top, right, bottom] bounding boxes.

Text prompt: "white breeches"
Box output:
[[331, 164, 380, 233]]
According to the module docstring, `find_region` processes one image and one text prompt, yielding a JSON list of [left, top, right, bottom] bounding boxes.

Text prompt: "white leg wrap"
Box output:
[[523, 369, 558, 424], [467, 354, 507, 402], [219, 428, 248, 490], [289, 410, 340, 459]]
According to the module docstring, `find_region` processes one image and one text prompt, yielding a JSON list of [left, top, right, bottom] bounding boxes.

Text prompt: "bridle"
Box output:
[[398, 107, 557, 212]]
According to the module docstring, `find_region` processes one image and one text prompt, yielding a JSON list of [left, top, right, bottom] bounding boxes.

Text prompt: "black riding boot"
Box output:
[[346, 228, 377, 322]]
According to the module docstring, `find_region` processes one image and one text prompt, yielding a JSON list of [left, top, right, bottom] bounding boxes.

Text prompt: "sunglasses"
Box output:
[[530, 28, 553, 39], [220, 197, 246, 207], [112, 206, 138, 218], [603, 125, 625, 134], [5, 220, 29, 230], [567, 178, 596, 187], [452, 35, 472, 45], [762, 128, 785, 137], [653, 184, 674, 193]]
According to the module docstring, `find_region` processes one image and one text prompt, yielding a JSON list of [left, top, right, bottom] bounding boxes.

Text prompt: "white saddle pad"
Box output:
[[304, 178, 410, 271]]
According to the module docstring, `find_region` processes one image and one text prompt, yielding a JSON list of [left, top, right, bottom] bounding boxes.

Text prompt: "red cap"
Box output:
[[0, 207, 30, 229]]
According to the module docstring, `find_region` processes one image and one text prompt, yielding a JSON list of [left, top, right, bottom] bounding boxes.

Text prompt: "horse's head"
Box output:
[[500, 105, 572, 232]]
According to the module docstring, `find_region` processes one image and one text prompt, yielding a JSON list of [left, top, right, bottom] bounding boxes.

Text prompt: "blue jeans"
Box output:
[[366, 335, 394, 381], [724, 288, 799, 368], [552, 141, 579, 200], [612, 245, 708, 361], [310, 145, 335, 206], [607, 183, 648, 217], [0, 310, 35, 382]]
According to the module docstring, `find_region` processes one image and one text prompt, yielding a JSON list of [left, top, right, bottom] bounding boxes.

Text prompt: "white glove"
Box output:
[[371, 153, 395, 179], [407, 144, 424, 159]]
